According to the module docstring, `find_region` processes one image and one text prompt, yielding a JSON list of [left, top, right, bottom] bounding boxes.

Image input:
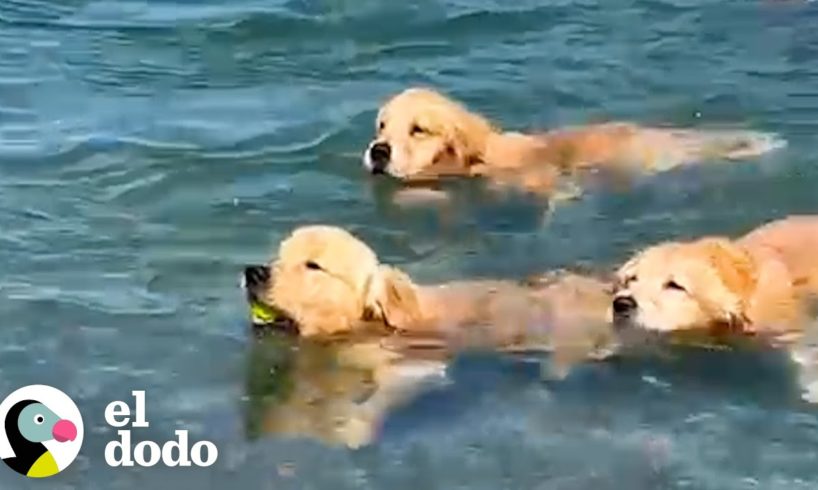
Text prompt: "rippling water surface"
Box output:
[[2, 0, 818, 488]]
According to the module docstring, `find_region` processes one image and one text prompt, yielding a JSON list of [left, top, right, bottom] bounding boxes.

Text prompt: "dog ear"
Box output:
[[366, 266, 423, 331], [745, 253, 804, 332], [696, 238, 758, 327], [446, 111, 495, 168], [701, 239, 757, 296]]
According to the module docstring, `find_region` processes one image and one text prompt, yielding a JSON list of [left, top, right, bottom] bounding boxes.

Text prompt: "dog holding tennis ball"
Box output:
[[240, 225, 618, 447]]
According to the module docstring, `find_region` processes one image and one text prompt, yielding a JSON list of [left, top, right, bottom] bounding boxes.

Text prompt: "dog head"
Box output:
[[611, 238, 757, 334], [246, 226, 422, 337], [363, 88, 495, 179]]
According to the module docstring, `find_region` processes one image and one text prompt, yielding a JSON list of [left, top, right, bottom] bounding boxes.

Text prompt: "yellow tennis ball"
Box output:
[[250, 301, 278, 325]]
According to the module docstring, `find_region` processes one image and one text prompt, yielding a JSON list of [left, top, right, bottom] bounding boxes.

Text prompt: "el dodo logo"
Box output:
[[0, 385, 82, 478], [104, 391, 218, 468], [0, 387, 216, 476]]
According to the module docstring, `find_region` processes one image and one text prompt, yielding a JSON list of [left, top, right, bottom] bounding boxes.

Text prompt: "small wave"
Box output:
[[3, 281, 180, 317], [0, 0, 77, 24], [1, 1, 310, 33], [203, 122, 352, 161]]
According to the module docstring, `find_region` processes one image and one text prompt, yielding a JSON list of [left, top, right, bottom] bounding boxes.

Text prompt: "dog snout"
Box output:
[[368, 142, 391, 174], [243, 265, 271, 297], [612, 295, 637, 318]]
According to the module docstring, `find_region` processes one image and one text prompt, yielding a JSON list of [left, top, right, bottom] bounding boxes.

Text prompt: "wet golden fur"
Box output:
[[265, 225, 615, 352], [613, 216, 818, 337], [253, 225, 617, 446], [364, 88, 784, 193]]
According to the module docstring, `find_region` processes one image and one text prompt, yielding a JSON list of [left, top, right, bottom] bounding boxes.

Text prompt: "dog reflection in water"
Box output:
[[240, 225, 617, 448], [243, 331, 452, 448]]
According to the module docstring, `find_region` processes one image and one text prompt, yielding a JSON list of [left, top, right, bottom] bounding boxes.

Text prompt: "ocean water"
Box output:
[[1, 0, 818, 488]]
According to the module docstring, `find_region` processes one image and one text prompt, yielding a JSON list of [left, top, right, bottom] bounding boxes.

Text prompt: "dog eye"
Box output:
[[664, 280, 686, 292], [378, 121, 384, 132], [305, 261, 323, 271], [410, 124, 426, 136]]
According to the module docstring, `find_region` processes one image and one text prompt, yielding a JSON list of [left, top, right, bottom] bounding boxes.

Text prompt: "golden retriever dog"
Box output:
[[242, 225, 618, 446], [363, 87, 785, 194], [611, 215, 818, 401]]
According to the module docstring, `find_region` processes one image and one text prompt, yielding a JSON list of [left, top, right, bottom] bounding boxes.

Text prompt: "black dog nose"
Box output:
[[369, 142, 391, 174], [612, 296, 637, 316], [243, 265, 270, 291]]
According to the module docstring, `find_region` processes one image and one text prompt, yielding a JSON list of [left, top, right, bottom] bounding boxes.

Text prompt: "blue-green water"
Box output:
[[2, 0, 818, 488]]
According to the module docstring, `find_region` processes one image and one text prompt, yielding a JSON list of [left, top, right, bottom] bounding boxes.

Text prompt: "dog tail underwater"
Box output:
[[665, 128, 787, 163]]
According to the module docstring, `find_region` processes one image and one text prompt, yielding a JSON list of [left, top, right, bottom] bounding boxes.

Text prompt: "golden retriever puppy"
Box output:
[[246, 225, 614, 351], [612, 216, 818, 335], [363, 87, 785, 193], [611, 215, 818, 400], [242, 225, 618, 446]]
